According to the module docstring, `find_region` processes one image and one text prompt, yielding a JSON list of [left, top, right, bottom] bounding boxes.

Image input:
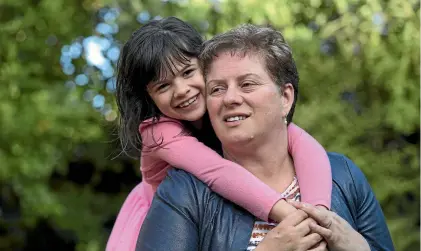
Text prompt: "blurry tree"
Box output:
[[0, 0, 419, 250], [0, 0, 121, 250]]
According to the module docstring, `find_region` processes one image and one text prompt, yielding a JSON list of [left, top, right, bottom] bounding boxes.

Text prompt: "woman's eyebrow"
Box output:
[[206, 79, 224, 86], [207, 73, 260, 85]]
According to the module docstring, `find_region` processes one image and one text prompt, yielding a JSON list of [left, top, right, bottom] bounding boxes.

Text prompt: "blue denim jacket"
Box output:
[[136, 152, 394, 251]]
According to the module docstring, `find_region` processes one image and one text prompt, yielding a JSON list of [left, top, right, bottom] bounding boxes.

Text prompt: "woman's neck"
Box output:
[[222, 130, 295, 193]]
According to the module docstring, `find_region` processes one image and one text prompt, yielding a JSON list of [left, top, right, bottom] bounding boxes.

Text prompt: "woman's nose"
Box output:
[[223, 86, 243, 107]]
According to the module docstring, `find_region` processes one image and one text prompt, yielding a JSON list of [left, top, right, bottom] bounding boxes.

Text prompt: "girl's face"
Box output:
[[147, 57, 206, 122]]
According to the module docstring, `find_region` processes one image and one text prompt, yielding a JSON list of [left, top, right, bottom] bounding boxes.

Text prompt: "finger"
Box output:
[[288, 200, 301, 208], [291, 202, 333, 229], [315, 205, 329, 211], [294, 217, 314, 236], [276, 209, 308, 228], [299, 233, 323, 250], [307, 240, 328, 251], [309, 222, 333, 241]]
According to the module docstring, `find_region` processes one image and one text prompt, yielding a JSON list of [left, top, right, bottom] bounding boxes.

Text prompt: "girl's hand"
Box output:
[[269, 199, 298, 222]]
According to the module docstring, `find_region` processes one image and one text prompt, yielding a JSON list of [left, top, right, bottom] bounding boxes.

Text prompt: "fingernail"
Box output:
[[301, 203, 311, 207]]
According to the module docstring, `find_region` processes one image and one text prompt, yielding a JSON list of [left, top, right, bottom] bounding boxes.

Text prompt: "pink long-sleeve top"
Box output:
[[106, 117, 332, 251]]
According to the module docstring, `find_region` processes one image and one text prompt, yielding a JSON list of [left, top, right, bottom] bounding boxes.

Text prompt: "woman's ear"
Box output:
[[281, 83, 294, 118]]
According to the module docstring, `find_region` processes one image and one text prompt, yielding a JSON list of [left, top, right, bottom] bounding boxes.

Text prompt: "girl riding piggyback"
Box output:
[[107, 17, 332, 251]]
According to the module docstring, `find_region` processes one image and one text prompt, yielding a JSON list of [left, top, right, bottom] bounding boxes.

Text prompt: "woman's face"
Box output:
[[205, 52, 294, 146], [147, 57, 206, 122]]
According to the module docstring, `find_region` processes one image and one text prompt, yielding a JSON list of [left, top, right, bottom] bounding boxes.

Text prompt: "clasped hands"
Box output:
[[255, 201, 370, 251]]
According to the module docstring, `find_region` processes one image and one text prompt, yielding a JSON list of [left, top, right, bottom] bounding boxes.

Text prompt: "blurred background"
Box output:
[[0, 0, 419, 250]]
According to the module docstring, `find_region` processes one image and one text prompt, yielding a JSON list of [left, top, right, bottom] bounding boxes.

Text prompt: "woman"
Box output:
[[135, 24, 395, 250]]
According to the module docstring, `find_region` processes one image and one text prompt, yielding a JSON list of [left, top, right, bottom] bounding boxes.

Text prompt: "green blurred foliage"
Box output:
[[0, 0, 419, 250], [0, 0, 118, 250]]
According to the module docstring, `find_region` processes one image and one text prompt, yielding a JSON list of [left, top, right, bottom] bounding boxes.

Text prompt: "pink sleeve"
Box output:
[[287, 123, 332, 209], [140, 119, 280, 221]]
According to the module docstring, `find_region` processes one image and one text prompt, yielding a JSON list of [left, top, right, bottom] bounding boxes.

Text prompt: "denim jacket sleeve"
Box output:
[[343, 155, 395, 251], [136, 169, 201, 251]]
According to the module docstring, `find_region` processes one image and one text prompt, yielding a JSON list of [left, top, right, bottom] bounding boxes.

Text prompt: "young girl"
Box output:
[[107, 17, 331, 251]]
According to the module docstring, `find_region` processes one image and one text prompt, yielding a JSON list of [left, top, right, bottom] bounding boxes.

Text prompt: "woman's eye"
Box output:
[[241, 82, 254, 88], [183, 69, 195, 78], [210, 87, 223, 94]]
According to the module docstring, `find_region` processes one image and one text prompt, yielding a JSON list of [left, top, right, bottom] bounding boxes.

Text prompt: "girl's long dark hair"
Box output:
[[116, 17, 210, 158]]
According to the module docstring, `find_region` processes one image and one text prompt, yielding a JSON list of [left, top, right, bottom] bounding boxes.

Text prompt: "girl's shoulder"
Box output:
[[139, 116, 184, 134]]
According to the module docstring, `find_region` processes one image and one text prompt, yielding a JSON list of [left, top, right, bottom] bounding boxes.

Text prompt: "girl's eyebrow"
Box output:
[[150, 61, 196, 88], [178, 64, 193, 72], [149, 80, 166, 89]]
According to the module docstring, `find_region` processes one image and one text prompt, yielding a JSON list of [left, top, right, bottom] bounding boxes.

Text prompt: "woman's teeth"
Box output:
[[179, 96, 197, 108], [226, 116, 247, 122]]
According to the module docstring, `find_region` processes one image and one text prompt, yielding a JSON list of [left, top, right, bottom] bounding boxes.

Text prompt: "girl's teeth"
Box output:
[[179, 96, 197, 108]]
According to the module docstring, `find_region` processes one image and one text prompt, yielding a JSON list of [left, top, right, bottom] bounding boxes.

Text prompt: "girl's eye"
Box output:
[[157, 83, 170, 91], [183, 68, 195, 78]]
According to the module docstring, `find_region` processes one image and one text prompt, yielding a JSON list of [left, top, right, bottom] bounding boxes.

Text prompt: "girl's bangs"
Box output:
[[153, 38, 197, 82]]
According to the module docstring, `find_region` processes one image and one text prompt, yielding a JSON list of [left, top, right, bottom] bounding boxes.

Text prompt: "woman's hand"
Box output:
[[255, 210, 326, 251], [289, 201, 370, 251]]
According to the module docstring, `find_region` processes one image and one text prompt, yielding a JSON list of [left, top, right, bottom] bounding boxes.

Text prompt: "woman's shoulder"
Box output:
[[154, 169, 214, 219], [327, 152, 374, 209], [157, 169, 212, 197], [327, 152, 367, 183]]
